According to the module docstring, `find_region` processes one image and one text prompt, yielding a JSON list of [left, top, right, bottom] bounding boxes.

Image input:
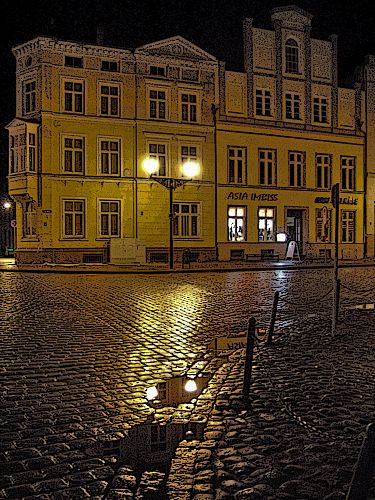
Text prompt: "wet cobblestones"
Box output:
[[1, 267, 375, 498]]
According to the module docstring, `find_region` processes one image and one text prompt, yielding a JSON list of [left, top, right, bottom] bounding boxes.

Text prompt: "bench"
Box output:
[[245, 249, 280, 262]]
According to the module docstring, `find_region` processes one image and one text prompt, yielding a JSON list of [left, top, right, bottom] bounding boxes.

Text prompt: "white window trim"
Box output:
[[61, 197, 87, 239], [97, 198, 122, 239], [147, 84, 171, 120], [312, 95, 330, 125], [23, 77, 37, 115], [172, 201, 201, 239], [178, 89, 201, 124], [61, 77, 85, 114], [98, 81, 121, 117], [255, 88, 273, 117], [61, 133, 86, 174], [97, 136, 122, 176], [178, 141, 202, 179], [145, 137, 171, 177], [285, 92, 302, 121]]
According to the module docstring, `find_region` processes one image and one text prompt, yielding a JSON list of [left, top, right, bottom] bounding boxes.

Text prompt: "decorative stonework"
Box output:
[[135, 36, 217, 63]]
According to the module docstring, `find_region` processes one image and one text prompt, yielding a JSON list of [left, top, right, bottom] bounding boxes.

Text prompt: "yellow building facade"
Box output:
[[7, 6, 367, 264]]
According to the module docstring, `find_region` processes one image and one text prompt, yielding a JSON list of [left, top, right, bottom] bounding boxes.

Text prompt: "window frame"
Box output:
[[62, 198, 86, 239], [23, 201, 37, 239], [227, 206, 246, 242], [316, 154, 332, 190], [98, 199, 121, 238], [258, 207, 276, 242], [341, 210, 355, 243], [172, 202, 200, 238], [99, 82, 120, 117], [255, 89, 272, 117], [341, 156, 355, 191], [147, 140, 169, 177], [313, 96, 329, 124], [285, 92, 301, 120], [316, 207, 332, 242], [98, 137, 121, 176], [62, 135, 85, 174], [228, 147, 247, 184], [285, 38, 300, 74], [259, 149, 277, 186], [62, 78, 84, 114], [288, 151, 306, 187], [180, 91, 199, 123], [148, 87, 168, 120], [23, 80, 36, 114]]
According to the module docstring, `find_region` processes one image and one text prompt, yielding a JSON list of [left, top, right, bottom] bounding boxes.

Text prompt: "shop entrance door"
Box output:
[[286, 209, 304, 252]]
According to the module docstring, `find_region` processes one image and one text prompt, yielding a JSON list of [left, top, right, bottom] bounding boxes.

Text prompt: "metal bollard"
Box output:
[[346, 422, 375, 500], [267, 291, 279, 346], [242, 317, 256, 401], [335, 278, 341, 322]]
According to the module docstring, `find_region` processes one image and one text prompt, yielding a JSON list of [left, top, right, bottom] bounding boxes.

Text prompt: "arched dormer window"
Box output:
[[285, 38, 299, 74]]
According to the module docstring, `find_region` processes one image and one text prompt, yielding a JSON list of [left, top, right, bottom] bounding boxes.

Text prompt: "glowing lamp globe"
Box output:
[[182, 161, 200, 178], [184, 379, 198, 392], [143, 158, 159, 175]]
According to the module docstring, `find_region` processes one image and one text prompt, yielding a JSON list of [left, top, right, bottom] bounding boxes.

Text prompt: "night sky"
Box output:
[[1, 0, 375, 189]]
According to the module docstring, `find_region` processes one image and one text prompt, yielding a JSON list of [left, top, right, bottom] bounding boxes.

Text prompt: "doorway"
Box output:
[[286, 209, 304, 251]]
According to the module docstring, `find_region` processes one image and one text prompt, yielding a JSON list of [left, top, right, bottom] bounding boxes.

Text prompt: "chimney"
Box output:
[[96, 25, 104, 45]]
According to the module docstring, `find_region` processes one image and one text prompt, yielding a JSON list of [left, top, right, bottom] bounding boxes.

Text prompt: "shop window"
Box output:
[[258, 207, 275, 241], [228, 206, 246, 241]]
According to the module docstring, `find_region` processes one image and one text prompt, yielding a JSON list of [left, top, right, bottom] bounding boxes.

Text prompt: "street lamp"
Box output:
[[144, 158, 200, 270]]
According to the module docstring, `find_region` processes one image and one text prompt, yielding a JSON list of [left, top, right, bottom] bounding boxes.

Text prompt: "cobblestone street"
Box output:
[[1, 266, 375, 498]]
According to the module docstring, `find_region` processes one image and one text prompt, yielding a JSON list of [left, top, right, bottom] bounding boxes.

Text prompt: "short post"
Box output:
[[335, 278, 341, 322], [242, 317, 256, 401], [346, 423, 375, 500], [267, 291, 279, 346]]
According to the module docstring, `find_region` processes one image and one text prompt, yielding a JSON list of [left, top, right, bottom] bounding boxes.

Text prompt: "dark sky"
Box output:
[[1, 0, 375, 189]]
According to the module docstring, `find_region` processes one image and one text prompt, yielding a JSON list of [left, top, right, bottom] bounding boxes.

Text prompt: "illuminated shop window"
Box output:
[[228, 206, 246, 242], [258, 207, 275, 241]]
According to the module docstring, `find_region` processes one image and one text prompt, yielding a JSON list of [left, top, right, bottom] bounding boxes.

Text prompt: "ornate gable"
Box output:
[[135, 36, 217, 62], [271, 5, 313, 29]]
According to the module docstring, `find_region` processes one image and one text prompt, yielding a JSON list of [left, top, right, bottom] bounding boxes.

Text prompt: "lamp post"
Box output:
[[143, 159, 200, 270], [1, 199, 15, 257], [331, 183, 340, 336]]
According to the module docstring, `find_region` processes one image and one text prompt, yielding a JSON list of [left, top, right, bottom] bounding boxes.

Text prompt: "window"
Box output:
[[173, 203, 200, 237], [255, 89, 272, 116], [148, 143, 167, 176], [101, 60, 119, 72], [63, 80, 84, 113], [63, 200, 85, 238], [9, 133, 26, 173], [180, 145, 198, 176], [288, 151, 305, 187], [316, 154, 331, 189], [181, 93, 197, 123], [63, 136, 84, 173], [150, 66, 165, 76], [100, 84, 119, 116], [341, 157, 355, 191], [285, 39, 299, 74], [150, 424, 167, 453], [99, 139, 120, 175], [228, 147, 246, 184], [259, 149, 276, 186], [285, 93, 301, 120], [149, 89, 166, 119], [28, 133, 36, 172], [341, 210, 355, 243], [23, 201, 36, 238], [64, 56, 83, 68], [24, 81, 36, 114], [228, 206, 246, 241], [258, 207, 275, 241], [313, 97, 328, 123], [316, 207, 331, 242], [99, 200, 120, 237]]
